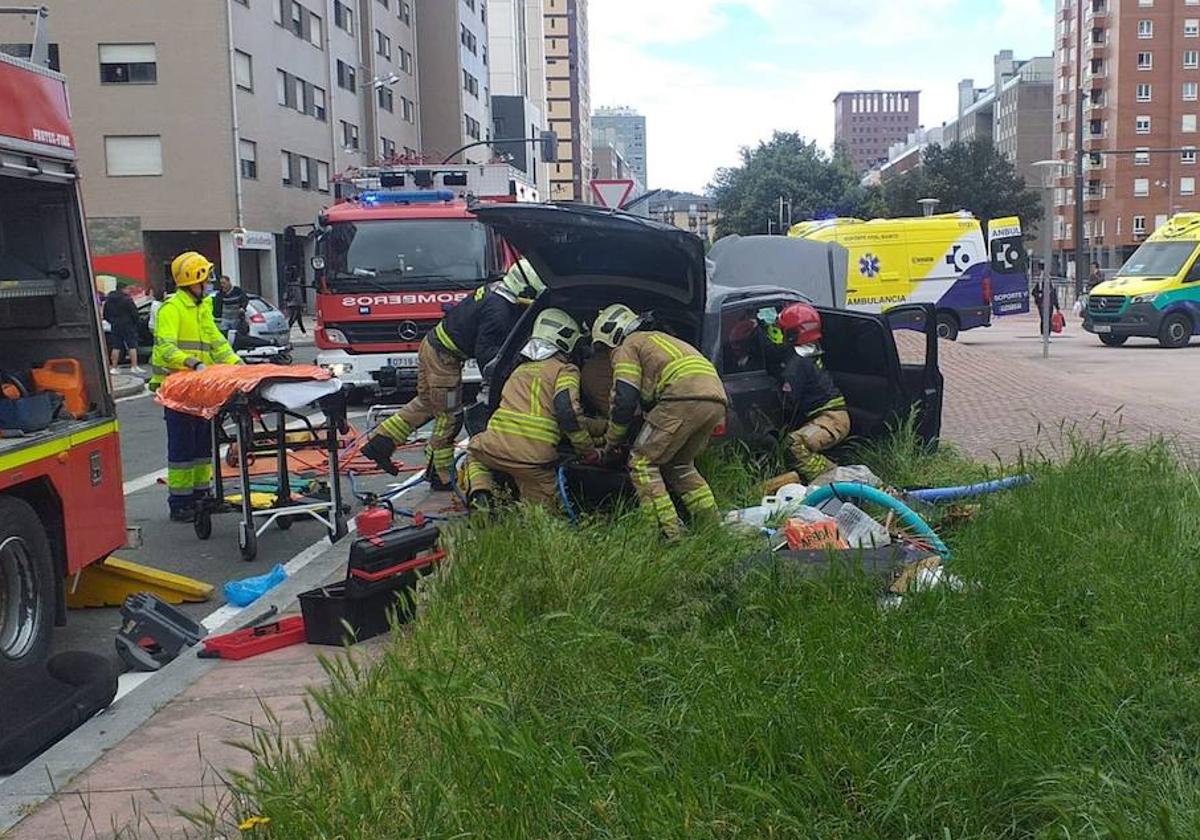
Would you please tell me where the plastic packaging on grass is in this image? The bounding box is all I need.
[833,502,892,549]
[223,563,287,607]
[810,464,882,488]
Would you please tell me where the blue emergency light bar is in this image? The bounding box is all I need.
[357,189,455,205]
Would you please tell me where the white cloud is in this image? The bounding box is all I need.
[589,1,1055,193]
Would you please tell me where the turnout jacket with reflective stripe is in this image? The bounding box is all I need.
[474,356,593,465]
[606,331,727,448]
[431,283,521,376]
[149,291,240,390]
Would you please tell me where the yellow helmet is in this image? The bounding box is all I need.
[591,303,643,348]
[172,252,214,288]
[500,258,546,301]
[525,308,583,357]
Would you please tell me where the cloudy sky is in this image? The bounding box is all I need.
[589,0,1055,193]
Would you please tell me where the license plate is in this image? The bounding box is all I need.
[388,355,419,368]
[1094,325,1112,333]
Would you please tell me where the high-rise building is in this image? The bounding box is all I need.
[2,0,420,302]
[592,106,648,188]
[544,0,590,201]
[415,0,491,164]
[647,191,719,244]
[834,90,920,172]
[1053,0,1200,268]
[488,0,549,188]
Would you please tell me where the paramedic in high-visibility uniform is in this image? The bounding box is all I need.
[463,308,598,509]
[149,252,241,521]
[361,258,545,487]
[594,304,728,539]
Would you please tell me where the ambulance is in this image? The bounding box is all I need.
[788,213,1031,339]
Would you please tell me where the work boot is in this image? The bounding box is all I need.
[762,471,801,496]
[360,435,399,475]
[169,506,195,523]
[424,461,455,492]
[467,489,495,512]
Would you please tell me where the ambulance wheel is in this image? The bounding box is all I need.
[238,522,258,562]
[0,497,55,678]
[936,312,960,341]
[1158,313,1193,349]
[194,509,213,540]
[1098,333,1128,347]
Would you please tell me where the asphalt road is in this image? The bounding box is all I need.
[50,343,440,667]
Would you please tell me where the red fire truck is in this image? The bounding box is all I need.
[0,9,127,677]
[312,164,533,397]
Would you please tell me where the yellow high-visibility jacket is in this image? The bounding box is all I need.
[149,292,240,390]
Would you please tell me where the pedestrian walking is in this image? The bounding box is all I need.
[212,274,249,335]
[1032,270,1062,336]
[284,281,306,334]
[103,286,143,373]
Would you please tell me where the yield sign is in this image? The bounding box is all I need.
[590,179,635,209]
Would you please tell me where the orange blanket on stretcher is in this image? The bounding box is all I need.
[154,364,333,419]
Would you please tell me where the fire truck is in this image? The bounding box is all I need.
[0,9,127,677]
[311,164,535,397]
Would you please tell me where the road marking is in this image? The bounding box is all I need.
[116,390,153,404]
[123,468,166,495]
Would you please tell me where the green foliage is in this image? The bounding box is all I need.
[709,132,878,237]
[876,139,1044,230]
[222,440,1200,839]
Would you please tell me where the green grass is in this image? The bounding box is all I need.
[215,437,1200,839]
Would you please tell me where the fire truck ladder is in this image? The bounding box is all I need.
[0,6,52,69]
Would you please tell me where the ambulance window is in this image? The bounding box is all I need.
[1186,257,1200,283]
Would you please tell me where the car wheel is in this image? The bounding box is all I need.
[1098,333,1128,347]
[0,497,55,678]
[936,312,959,341]
[1158,312,1193,348]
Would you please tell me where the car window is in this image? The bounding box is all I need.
[246,298,269,314]
[720,304,791,376]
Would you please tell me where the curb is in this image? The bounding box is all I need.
[111,375,146,399]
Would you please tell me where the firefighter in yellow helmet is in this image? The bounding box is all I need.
[362,258,545,488]
[594,304,728,539]
[150,252,241,521]
[463,308,599,509]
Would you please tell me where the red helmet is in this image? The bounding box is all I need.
[778,303,822,346]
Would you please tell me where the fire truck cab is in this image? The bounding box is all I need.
[0,10,127,677]
[312,165,531,398]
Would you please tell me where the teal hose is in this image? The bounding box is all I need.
[802,482,952,559]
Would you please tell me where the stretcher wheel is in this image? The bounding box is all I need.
[275,515,293,531]
[194,509,213,541]
[238,522,258,562]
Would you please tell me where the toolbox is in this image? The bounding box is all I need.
[115,593,208,671]
[299,581,405,646]
[346,522,441,597]
[200,615,307,660]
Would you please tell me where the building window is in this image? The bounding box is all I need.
[1136,115,1151,133]
[377,85,394,112]
[104,135,162,176]
[341,120,359,150]
[1187,19,1200,37]
[465,113,481,140]
[234,50,253,90]
[290,1,304,37]
[239,139,257,179]
[308,12,322,47]
[375,29,391,60]
[1136,82,1152,101]
[337,59,356,92]
[1187,50,1200,69]
[1134,215,1147,234]
[463,69,479,98]
[312,85,326,120]
[98,43,157,84]
[401,96,415,122]
[1134,177,1150,197]
[377,0,389,7]
[334,1,354,34]
[1137,19,1153,38]
[1183,146,1197,164]
[460,24,477,54]
[317,160,330,193]
[282,150,293,186]
[276,69,289,106]
[398,47,412,73]
[1135,146,1150,164]
[1137,51,1153,69]
[381,136,396,159]
[1182,177,1197,196]
[1186,114,1199,133]
[399,0,411,24]
[1186,82,1199,101]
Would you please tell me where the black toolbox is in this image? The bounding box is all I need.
[300,523,444,646]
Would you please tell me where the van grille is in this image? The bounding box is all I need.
[1088,295,1126,317]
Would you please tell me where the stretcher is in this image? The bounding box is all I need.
[158,366,349,561]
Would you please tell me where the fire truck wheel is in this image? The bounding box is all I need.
[0,497,55,677]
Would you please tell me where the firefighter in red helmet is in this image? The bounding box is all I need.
[764,302,850,492]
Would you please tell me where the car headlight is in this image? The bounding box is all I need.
[1131,293,1159,304]
[323,362,353,377]
[324,328,349,345]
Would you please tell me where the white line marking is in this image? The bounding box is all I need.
[116,390,153,404]
[123,468,166,495]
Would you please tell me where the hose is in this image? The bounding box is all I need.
[557,465,579,525]
[905,475,1033,504]
[802,482,952,559]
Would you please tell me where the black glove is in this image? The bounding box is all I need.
[360,435,399,476]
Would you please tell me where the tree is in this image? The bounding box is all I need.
[879,140,1043,230]
[709,132,876,237]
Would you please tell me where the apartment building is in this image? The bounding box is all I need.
[648,191,719,244]
[593,105,648,189]
[544,0,590,201]
[488,0,550,188]
[2,0,419,301]
[833,90,920,173]
[1054,0,1200,268]
[415,0,490,164]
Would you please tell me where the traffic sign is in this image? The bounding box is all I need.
[590,179,635,209]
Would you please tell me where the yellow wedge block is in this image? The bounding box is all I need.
[66,557,214,608]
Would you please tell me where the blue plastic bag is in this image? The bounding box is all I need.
[223,563,287,607]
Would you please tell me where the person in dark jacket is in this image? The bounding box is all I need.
[361,258,545,487]
[763,302,850,493]
[211,274,250,334]
[103,286,143,373]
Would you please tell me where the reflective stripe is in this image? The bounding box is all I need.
[658,357,718,394]
[649,334,684,361]
[489,407,561,444]
[606,421,629,446]
[555,374,580,391]
[809,397,848,417]
[613,362,642,382]
[529,376,542,418]
[434,322,462,356]
[176,339,210,351]
[629,455,653,487]
[379,414,413,442]
[680,485,717,512]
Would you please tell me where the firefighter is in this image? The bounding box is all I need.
[594,304,728,539]
[149,252,242,521]
[361,258,545,487]
[764,302,850,492]
[463,308,596,509]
